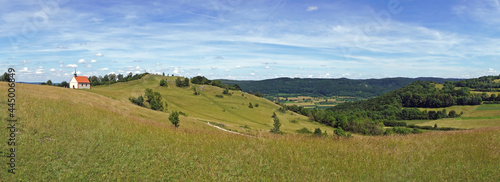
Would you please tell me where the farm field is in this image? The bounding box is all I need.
[0,76,499,181]
[409,104,500,129]
[277,96,361,109]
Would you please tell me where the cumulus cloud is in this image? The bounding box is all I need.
[90,59,97,63]
[85,65,92,68]
[22,60,30,64]
[488,68,497,73]
[99,68,109,71]
[50,68,55,71]
[77,59,87,64]
[306,6,318,11]
[211,66,217,70]
[94,53,103,57]
[19,67,29,72]
[65,64,78,68]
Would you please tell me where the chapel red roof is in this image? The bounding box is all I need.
[74,76,90,83]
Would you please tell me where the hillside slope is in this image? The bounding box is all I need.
[0,82,498,181]
[86,74,333,134]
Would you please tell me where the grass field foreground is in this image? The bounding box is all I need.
[0,82,498,181]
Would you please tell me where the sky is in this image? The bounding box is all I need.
[1,0,500,82]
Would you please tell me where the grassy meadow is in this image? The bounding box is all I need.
[0,78,499,181]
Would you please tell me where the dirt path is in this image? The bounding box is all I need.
[191,117,256,138]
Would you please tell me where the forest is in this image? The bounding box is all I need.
[221,77,461,99]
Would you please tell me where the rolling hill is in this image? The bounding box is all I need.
[0,75,498,181]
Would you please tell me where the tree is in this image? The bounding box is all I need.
[248,102,254,108]
[334,127,345,138]
[270,116,282,134]
[2,72,10,82]
[46,80,52,85]
[162,72,165,76]
[149,92,164,111]
[184,78,190,87]
[117,74,124,82]
[233,84,242,91]
[314,128,322,136]
[169,111,180,127]
[145,88,154,102]
[60,81,69,87]
[223,88,230,95]
[160,79,167,86]
[193,87,199,95]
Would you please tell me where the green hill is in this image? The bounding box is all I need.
[0,76,498,181]
[85,74,332,134]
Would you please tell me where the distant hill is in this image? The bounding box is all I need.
[221,77,462,98]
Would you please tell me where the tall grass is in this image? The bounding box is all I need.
[0,83,498,181]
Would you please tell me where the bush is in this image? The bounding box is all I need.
[215,95,224,98]
[334,127,345,138]
[159,79,167,87]
[248,103,254,108]
[290,119,298,123]
[270,117,282,134]
[296,127,312,134]
[129,95,145,107]
[169,111,180,127]
[255,103,259,107]
[313,128,322,136]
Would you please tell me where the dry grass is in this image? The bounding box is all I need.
[1,82,498,181]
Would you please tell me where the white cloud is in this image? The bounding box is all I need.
[77,59,87,64]
[94,53,103,57]
[90,59,97,63]
[488,68,497,73]
[211,66,217,70]
[35,67,44,74]
[22,60,30,64]
[99,68,109,71]
[265,66,270,69]
[50,68,55,71]
[65,64,78,68]
[306,6,318,11]
[85,64,92,68]
[19,67,29,72]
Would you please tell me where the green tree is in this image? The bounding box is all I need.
[2,72,10,82]
[169,111,180,127]
[60,81,69,87]
[160,79,166,86]
[334,127,345,138]
[248,102,254,108]
[270,116,282,134]
[145,88,154,102]
[46,80,52,85]
[314,128,322,136]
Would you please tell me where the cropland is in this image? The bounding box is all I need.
[0,75,498,181]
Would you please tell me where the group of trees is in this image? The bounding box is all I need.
[175,77,190,87]
[191,76,242,91]
[129,88,166,111]
[89,72,148,86]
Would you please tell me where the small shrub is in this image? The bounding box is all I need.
[169,111,180,127]
[290,119,298,123]
[178,111,187,116]
[270,117,282,134]
[296,127,312,134]
[255,103,259,107]
[215,95,224,98]
[248,103,254,108]
[313,128,322,136]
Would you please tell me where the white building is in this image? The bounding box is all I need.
[69,73,91,89]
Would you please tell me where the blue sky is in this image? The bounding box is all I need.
[1,0,500,82]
